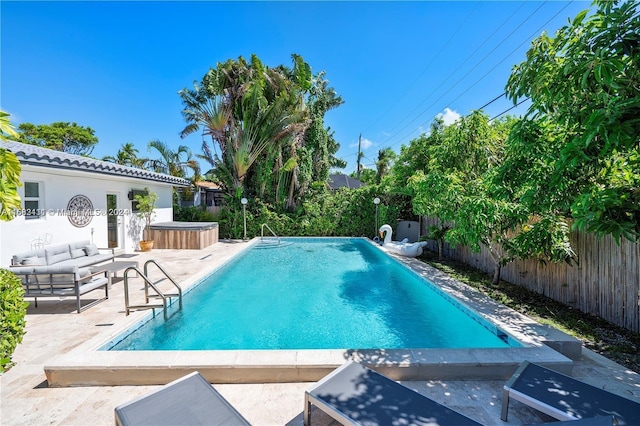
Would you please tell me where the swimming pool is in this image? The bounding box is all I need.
[107,238,517,351]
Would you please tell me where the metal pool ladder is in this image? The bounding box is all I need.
[123,260,183,320]
[261,223,280,245]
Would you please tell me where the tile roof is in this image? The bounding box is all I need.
[3,141,191,187]
[195,181,222,190]
[328,173,365,190]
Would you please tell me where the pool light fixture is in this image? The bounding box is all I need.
[241,197,248,240]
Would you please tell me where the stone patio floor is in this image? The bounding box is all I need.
[1,240,639,425]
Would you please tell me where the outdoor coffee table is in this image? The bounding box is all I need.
[94,261,139,289]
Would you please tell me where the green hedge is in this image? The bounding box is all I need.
[215,186,411,239]
[0,269,28,371]
[173,205,216,222]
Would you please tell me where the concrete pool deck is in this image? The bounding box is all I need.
[43,238,577,387]
[2,239,640,425]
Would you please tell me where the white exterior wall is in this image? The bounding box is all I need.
[0,165,175,267]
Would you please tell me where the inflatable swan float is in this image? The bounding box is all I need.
[378,224,428,257]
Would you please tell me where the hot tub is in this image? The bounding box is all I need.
[148,222,218,249]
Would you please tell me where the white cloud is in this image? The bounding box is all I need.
[349,137,374,150]
[361,138,374,150]
[436,107,461,126]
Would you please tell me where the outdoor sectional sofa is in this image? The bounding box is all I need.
[10,240,115,313]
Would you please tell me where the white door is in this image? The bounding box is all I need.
[106,193,123,249]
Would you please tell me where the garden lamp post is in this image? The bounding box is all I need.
[374,197,380,236]
[241,198,248,240]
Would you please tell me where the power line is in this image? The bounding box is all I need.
[383,1,573,149]
[477,92,505,111]
[372,2,546,150]
[372,1,539,145]
[359,3,482,135]
[339,1,577,168]
[490,97,530,121]
[342,91,505,162]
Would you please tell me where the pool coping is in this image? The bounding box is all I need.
[44,237,580,387]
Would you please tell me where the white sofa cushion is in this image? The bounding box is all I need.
[21,256,45,266]
[13,249,46,266]
[45,244,72,265]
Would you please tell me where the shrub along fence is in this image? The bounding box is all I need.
[422,216,640,333]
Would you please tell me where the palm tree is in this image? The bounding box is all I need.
[147,140,200,180]
[215,93,305,192]
[179,88,231,153]
[103,143,147,168]
[304,71,345,183]
[376,148,396,184]
[179,56,309,201]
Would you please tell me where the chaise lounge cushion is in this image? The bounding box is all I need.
[115,371,251,426]
[305,361,481,425]
[502,361,640,425]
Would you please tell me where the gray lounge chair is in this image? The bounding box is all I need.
[304,361,481,426]
[114,371,251,426]
[502,361,640,425]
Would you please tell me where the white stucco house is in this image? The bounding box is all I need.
[1,141,191,267]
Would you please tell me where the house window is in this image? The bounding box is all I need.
[205,191,215,207]
[129,189,148,212]
[24,181,43,220]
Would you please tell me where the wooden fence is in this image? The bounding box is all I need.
[422,217,640,333]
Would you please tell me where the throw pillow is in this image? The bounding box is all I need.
[71,248,86,259]
[84,244,100,256]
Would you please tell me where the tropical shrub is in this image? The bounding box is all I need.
[1,110,22,221]
[506,0,640,242]
[133,190,158,242]
[179,54,345,211]
[16,121,99,156]
[214,185,407,240]
[0,269,28,371]
[173,205,216,222]
[1,111,28,372]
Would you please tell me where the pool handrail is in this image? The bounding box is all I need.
[143,259,183,310]
[123,266,167,319]
[260,223,280,244]
[122,261,182,320]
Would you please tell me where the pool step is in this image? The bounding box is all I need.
[255,239,294,249]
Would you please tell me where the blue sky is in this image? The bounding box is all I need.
[2,1,590,174]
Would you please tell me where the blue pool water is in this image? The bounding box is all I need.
[108,238,516,350]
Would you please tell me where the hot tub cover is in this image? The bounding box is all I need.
[150,222,218,231]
